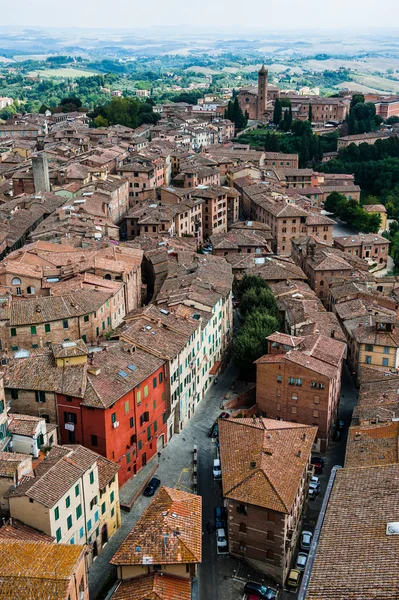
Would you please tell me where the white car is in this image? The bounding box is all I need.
[309,480,320,494]
[213,458,221,479]
[216,528,227,550]
[301,530,313,551]
[295,552,308,571]
[311,476,320,486]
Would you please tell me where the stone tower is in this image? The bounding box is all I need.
[256,64,268,120]
[32,154,50,193]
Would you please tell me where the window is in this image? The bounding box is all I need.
[110,491,115,504]
[36,390,45,403]
[154,420,158,433]
[111,507,115,517]
[89,471,94,484]
[130,417,134,428]
[295,378,302,386]
[291,406,297,414]
[267,530,275,541]
[239,522,247,533]
[153,399,157,410]
[87,519,92,531]
[66,496,70,509]
[75,484,80,497]
[65,412,76,424]
[11,389,18,400]
[266,549,274,560]
[66,395,72,403]
[383,358,389,367]
[144,385,149,398]
[162,413,167,424]
[147,426,151,441]
[10,328,16,337]
[76,504,82,519]
[159,372,163,384]
[237,504,247,516]
[124,401,129,413]
[101,502,106,515]
[288,377,295,385]
[365,344,373,352]
[111,412,117,424]
[126,452,131,464]
[63,320,69,329]
[365,356,372,365]
[313,410,319,418]
[31,326,37,335]
[91,434,98,447]
[136,390,141,405]
[153,377,157,389]
[94,510,99,523]
[54,506,60,521]
[384,347,390,354]
[56,528,62,542]
[11,278,21,285]
[79,527,84,539]
[239,542,247,552]
[277,375,282,383]
[138,439,142,451]
[67,515,73,530]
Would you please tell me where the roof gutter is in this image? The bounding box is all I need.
[298,464,342,600]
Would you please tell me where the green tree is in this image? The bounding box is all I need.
[308,103,313,122]
[94,115,109,127]
[273,98,282,126]
[324,192,347,214]
[233,97,247,130]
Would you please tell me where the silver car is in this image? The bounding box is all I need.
[301,530,313,551]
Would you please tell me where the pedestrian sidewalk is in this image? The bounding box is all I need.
[119,455,159,509]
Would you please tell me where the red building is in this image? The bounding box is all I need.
[57,342,167,486]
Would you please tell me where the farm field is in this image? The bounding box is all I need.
[28,67,100,78]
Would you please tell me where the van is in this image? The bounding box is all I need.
[287,568,301,592]
[213,458,221,479]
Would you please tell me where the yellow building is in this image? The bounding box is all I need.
[363,204,387,232]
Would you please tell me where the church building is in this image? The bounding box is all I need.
[237,65,280,120]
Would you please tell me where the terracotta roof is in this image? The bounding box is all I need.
[8,413,47,437]
[363,204,387,213]
[306,464,399,599]
[51,339,88,359]
[0,540,85,600]
[97,456,120,490]
[267,332,305,347]
[0,519,54,543]
[345,421,399,468]
[111,573,191,600]
[5,445,100,508]
[334,233,389,247]
[0,452,31,478]
[219,418,317,513]
[110,487,202,566]
[83,342,165,409]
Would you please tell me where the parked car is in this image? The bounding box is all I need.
[215,506,226,529]
[308,486,317,500]
[311,475,320,486]
[301,530,313,551]
[309,480,320,494]
[213,458,222,479]
[216,528,227,551]
[243,582,277,599]
[311,456,324,474]
[208,422,218,438]
[287,569,301,592]
[337,419,346,431]
[296,552,308,571]
[218,412,230,419]
[143,477,161,497]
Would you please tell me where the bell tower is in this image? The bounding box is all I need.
[257,64,268,120]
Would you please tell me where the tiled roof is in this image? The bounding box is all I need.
[83,342,165,409]
[345,421,399,468]
[111,573,191,600]
[110,487,202,566]
[0,519,54,543]
[0,452,31,478]
[97,456,120,490]
[4,350,86,397]
[8,413,45,437]
[306,464,399,599]
[5,445,98,508]
[10,289,112,326]
[267,332,305,346]
[334,233,389,247]
[210,229,273,249]
[219,418,317,513]
[51,339,88,359]
[0,540,85,600]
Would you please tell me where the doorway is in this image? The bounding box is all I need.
[142,453,147,467]
[101,524,108,547]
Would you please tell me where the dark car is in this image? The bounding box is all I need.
[311,456,324,474]
[215,506,226,529]
[337,419,346,431]
[218,412,230,420]
[244,582,277,600]
[208,422,218,438]
[143,477,161,497]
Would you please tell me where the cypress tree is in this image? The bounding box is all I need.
[273,98,282,125]
[308,103,313,122]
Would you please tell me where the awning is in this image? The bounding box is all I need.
[209,361,221,376]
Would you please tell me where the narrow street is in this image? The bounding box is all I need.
[88,361,240,599]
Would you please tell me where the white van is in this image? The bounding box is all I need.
[213,458,221,479]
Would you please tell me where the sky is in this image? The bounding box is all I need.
[2,0,399,30]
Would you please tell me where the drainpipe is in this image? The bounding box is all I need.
[298,465,342,600]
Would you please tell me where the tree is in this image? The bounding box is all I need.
[94,115,109,127]
[350,94,365,109]
[324,192,347,214]
[386,116,399,125]
[273,98,282,126]
[233,97,247,130]
[308,103,313,122]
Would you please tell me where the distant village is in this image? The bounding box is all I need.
[0,66,397,600]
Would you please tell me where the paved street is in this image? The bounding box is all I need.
[89,360,358,600]
[88,361,240,599]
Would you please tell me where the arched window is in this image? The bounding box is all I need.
[11,278,21,285]
[104,274,112,280]
[282,227,286,233]
[239,522,247,533]
[320,280,324,287]
[27,286,35,295]
[324,235,327,240]
[292,227,296,233]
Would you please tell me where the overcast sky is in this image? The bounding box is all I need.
[3,0,399,29]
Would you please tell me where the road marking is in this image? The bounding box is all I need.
[176,467,193,491]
